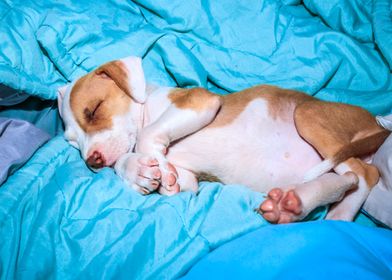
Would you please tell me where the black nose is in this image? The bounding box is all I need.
[87,151,105,168]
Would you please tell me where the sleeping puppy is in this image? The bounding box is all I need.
[57,56,390,224]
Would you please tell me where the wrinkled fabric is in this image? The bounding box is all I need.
[0,118,50,185]
[1,0,392,114]
[0,137,328,279]
[363,115,392,227]
[0,85,28,106]
[0,136,262,279]
[373,0,392,69]
[364,133,392,228]
[376,114,392,130]
[182,221,392,279]
[0,97,63,137]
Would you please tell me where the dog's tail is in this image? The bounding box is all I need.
[303,129,390,182]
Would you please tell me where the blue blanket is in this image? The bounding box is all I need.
[1,0,392,279]
[0,136,268,279]
[183,221,392,279]
[1,0,392,114]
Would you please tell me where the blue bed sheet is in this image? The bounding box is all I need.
[0,137,269,279]
[1,0,392,114]
[182,221,392,279]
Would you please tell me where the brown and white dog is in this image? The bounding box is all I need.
[57,56,390,224]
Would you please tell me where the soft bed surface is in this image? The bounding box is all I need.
[182,221,392,280]
[0,136,271,279]
[0,139,377,279]
[1,0,392,114]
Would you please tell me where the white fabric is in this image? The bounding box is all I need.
[376,114,392,131]
[363,120,392,227]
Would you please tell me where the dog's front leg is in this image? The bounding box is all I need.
[115,152,179,195]
[136,88,222,195]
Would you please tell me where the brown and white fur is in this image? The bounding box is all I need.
[57,56,390,224]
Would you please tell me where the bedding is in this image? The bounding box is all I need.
[182,221,392,279]
[1,0,392,279]
[1,0,392,114]
[0,135,329,279]
[364,131,392,228]
[0,136,271,278]
[0,85,28,107]
[0,118,49,185]
[0,96,63,137]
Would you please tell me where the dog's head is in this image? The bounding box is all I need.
[58,56,146,169]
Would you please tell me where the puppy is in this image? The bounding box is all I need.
[58,56,389,223]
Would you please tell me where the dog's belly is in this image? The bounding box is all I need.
[167,98,322,192]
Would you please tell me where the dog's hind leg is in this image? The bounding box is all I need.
[326,158,379,220]
[259,172,358,224]
[294,100,389,177]
[294,100,389,220]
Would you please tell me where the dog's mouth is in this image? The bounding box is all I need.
[81,130,137,172]
[86,142,135,172]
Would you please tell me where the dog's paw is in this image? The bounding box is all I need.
[115,153,162,195]
[258,188,303,224]
[151,155,180,195]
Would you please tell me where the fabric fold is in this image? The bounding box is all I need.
[0,118,50,185]
[373,0,392,70]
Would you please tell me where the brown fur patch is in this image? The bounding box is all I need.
[294,100,390,164]
[70,66,132,133]
[344,158,380,188]
[209,85,312,128]
[168,87,221,112]
[196,172,222,183]
[95,61,131,96]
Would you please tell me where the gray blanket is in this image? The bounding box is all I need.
[0,118,50,185]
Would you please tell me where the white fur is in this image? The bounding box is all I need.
[303,159,334,182]
[326,162,371,221]
[120,56,147,104]
[167,99,322,192]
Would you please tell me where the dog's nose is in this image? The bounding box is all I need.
[87,151,106,168]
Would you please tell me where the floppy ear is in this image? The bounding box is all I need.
[95,56,147,104]
[57,84,70,118]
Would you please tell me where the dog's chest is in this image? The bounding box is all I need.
[166,98,322,190]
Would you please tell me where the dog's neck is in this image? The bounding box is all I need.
[132,84,164,133]
[141,84,175,128]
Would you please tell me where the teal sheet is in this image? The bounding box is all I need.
[1,0,392,279]
[0,136,265,279]
[183,221,392,279]
[1,0,392,114]
[0,136,329,278]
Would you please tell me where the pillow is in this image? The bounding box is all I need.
[363,115,392,228]
[0,118,50,185]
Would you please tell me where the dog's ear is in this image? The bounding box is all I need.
[95,56,147,104]
[57,84,70,118]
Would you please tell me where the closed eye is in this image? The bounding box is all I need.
[92,100,103,116]
[84,100,103,121]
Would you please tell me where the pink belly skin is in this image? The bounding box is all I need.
[167,99,322,192]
